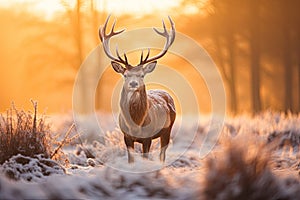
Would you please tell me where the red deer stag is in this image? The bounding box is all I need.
[99,16,176,163]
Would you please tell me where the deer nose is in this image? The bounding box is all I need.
[129,81,138,88]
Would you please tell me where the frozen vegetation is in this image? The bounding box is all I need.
[0,111,300,199]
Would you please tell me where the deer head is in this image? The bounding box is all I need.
[99,15,175,91]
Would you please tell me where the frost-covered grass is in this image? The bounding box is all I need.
[203,137,287,200]
[0,111,299,199]
[0,102,52,164]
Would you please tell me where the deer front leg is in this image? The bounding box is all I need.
[159,129,171,162]
[124,136,134,163]
[142,139,152,159]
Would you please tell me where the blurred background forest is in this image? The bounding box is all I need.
[0,0,299,115]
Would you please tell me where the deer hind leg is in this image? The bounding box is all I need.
[124,136,134,163]
[159,128,171,162]
[142,139,152,159]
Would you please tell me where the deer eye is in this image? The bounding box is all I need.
[124,74,127,78]
[141,75,144,78]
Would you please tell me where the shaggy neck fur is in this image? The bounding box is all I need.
[121,85,148,126]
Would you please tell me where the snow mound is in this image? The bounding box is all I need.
[0,166,200,199]
[1,154,65,181]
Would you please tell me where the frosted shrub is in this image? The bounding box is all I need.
[0,102,52,164]
[203,137,286,200]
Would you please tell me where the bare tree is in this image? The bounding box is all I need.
[59,0,90,113]
[249,0,262,113]
[205,0,239,114]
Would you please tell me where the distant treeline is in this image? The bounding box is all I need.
[0,0,299,114]
[180,0,300,114]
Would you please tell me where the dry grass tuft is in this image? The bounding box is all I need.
[0,101,53,164]
[0,101,77,166]
[0,101,78,166]
[202,136,285,200]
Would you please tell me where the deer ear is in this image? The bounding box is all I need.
[143,61,157,74]
[111,61,126,74]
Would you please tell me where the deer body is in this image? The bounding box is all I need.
[99,15,176,163]
[120,88,176,162]
[120,88,174,138]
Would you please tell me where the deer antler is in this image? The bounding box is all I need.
[139,16,175,65]
[99,15,130,67]
[100,15,176,67]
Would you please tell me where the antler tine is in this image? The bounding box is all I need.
[99,15,128,66]
[139,16,175,65]
[153,20,167,36]
[99,15,110,42]
[115,46,130,67]
[168,16,176,45]
[124,53,128,64]
[140,50,144,63]
[116,46,122,60]
[109,19,117,36]
[109,20,125,36]
[145,48,150,61]
[139,48,150,65]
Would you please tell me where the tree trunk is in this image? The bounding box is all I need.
[296,20,300,111]
[75,0,88,113]
[227,33,237,114]
[75,0,83,65]
[282,2,294,113]
[211,11,238,115]
[283,30,293,112]
[249,0,261,113]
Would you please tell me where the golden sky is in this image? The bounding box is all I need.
[0,0,185,19]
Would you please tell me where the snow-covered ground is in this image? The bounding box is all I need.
[0,112,300,199]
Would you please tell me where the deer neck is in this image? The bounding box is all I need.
[120,85,148,126]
